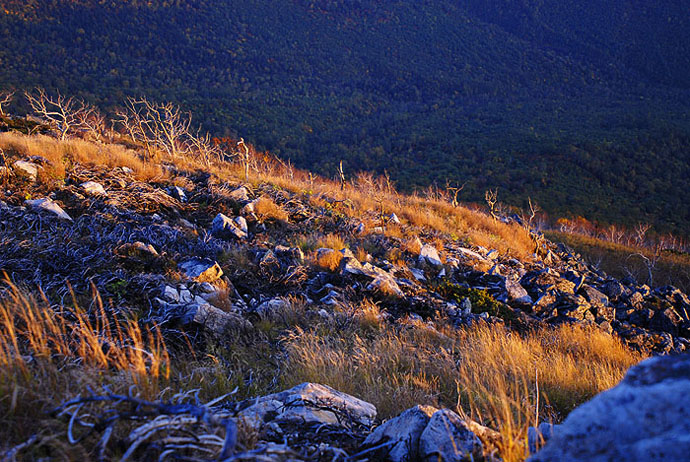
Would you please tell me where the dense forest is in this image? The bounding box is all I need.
[1,0,689,234]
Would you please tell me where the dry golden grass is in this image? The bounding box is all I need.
[546,230,690,292]
[315,249,344,271]
[0,281,169,392]
[317,233,347,250]
[0,132,166,182]
[254,196,289,221]
[281,321,644,461]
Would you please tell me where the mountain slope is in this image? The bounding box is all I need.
[1,0,689,233]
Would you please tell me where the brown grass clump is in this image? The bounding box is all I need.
[315,249,344,271]
[281,321,644,461]
[254,196,289,222]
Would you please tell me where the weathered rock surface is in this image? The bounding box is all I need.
[419,244,442,267]
[13,160,39,180]
[529,354,690,462]
[25,198,73,221]
[419,409,483,461]
[364,405,482,462]
[237,383,377,430]
[81,181,106,196]
[211,213,247,240]
[363,405,437,462]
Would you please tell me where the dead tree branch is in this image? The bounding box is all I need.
[24,88,94,141]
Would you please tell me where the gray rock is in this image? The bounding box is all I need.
[528,422,559,454]
[504,278,533,306]
[187,302,250,334]
[388,213,401,225]
[241,383,376,429]
[355,222,366,234]
[367,275,404,298]
[419,244,443,267]
[229,186,250,202]
[161,285,180,303]
[455,247,485,260]
[178,258,223,283]
[25,198,72,221]
[254,298,290,319]
[233,216,248,234]
[579,285,609,308]
[81,181,106,196]
[363,405,437,462]
[529,354,690,462]
[419,409,483,461]
[211,213,247,240]
[410,267,427,282]
[13,160,39,180]
[274,245,304,263]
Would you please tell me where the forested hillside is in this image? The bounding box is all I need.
[1,0,689,234]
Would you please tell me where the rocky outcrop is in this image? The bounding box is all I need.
[363,405,482,462]
[529,354,690,462]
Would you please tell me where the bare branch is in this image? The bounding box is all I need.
[24,88,94,141]
[485,188,499,220]
[0,90,15,116]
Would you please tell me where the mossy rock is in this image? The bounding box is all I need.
[436,281,514,321]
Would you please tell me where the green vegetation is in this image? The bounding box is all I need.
[437,281,514,320]
[0,1,689,234]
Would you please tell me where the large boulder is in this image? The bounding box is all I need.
[529,354,690,462]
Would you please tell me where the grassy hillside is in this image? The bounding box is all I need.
[0,130,647,461]
[1,1,689,234]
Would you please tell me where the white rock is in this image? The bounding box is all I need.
[388,213,401,225]
[367,275,404,298]
[190,303,250,334]
[13,161,39,180]
[170,186,187,202]
[229,186,249,202]
[179,288,194,304]
[254,298,290,318]
[25,198,72,221]
[456,247,485,260]
[81,181,106,196]
[270,383,376,427]
[161,285,180,303]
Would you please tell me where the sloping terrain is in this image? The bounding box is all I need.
[1,0,689,233]
[1,117,689,459]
